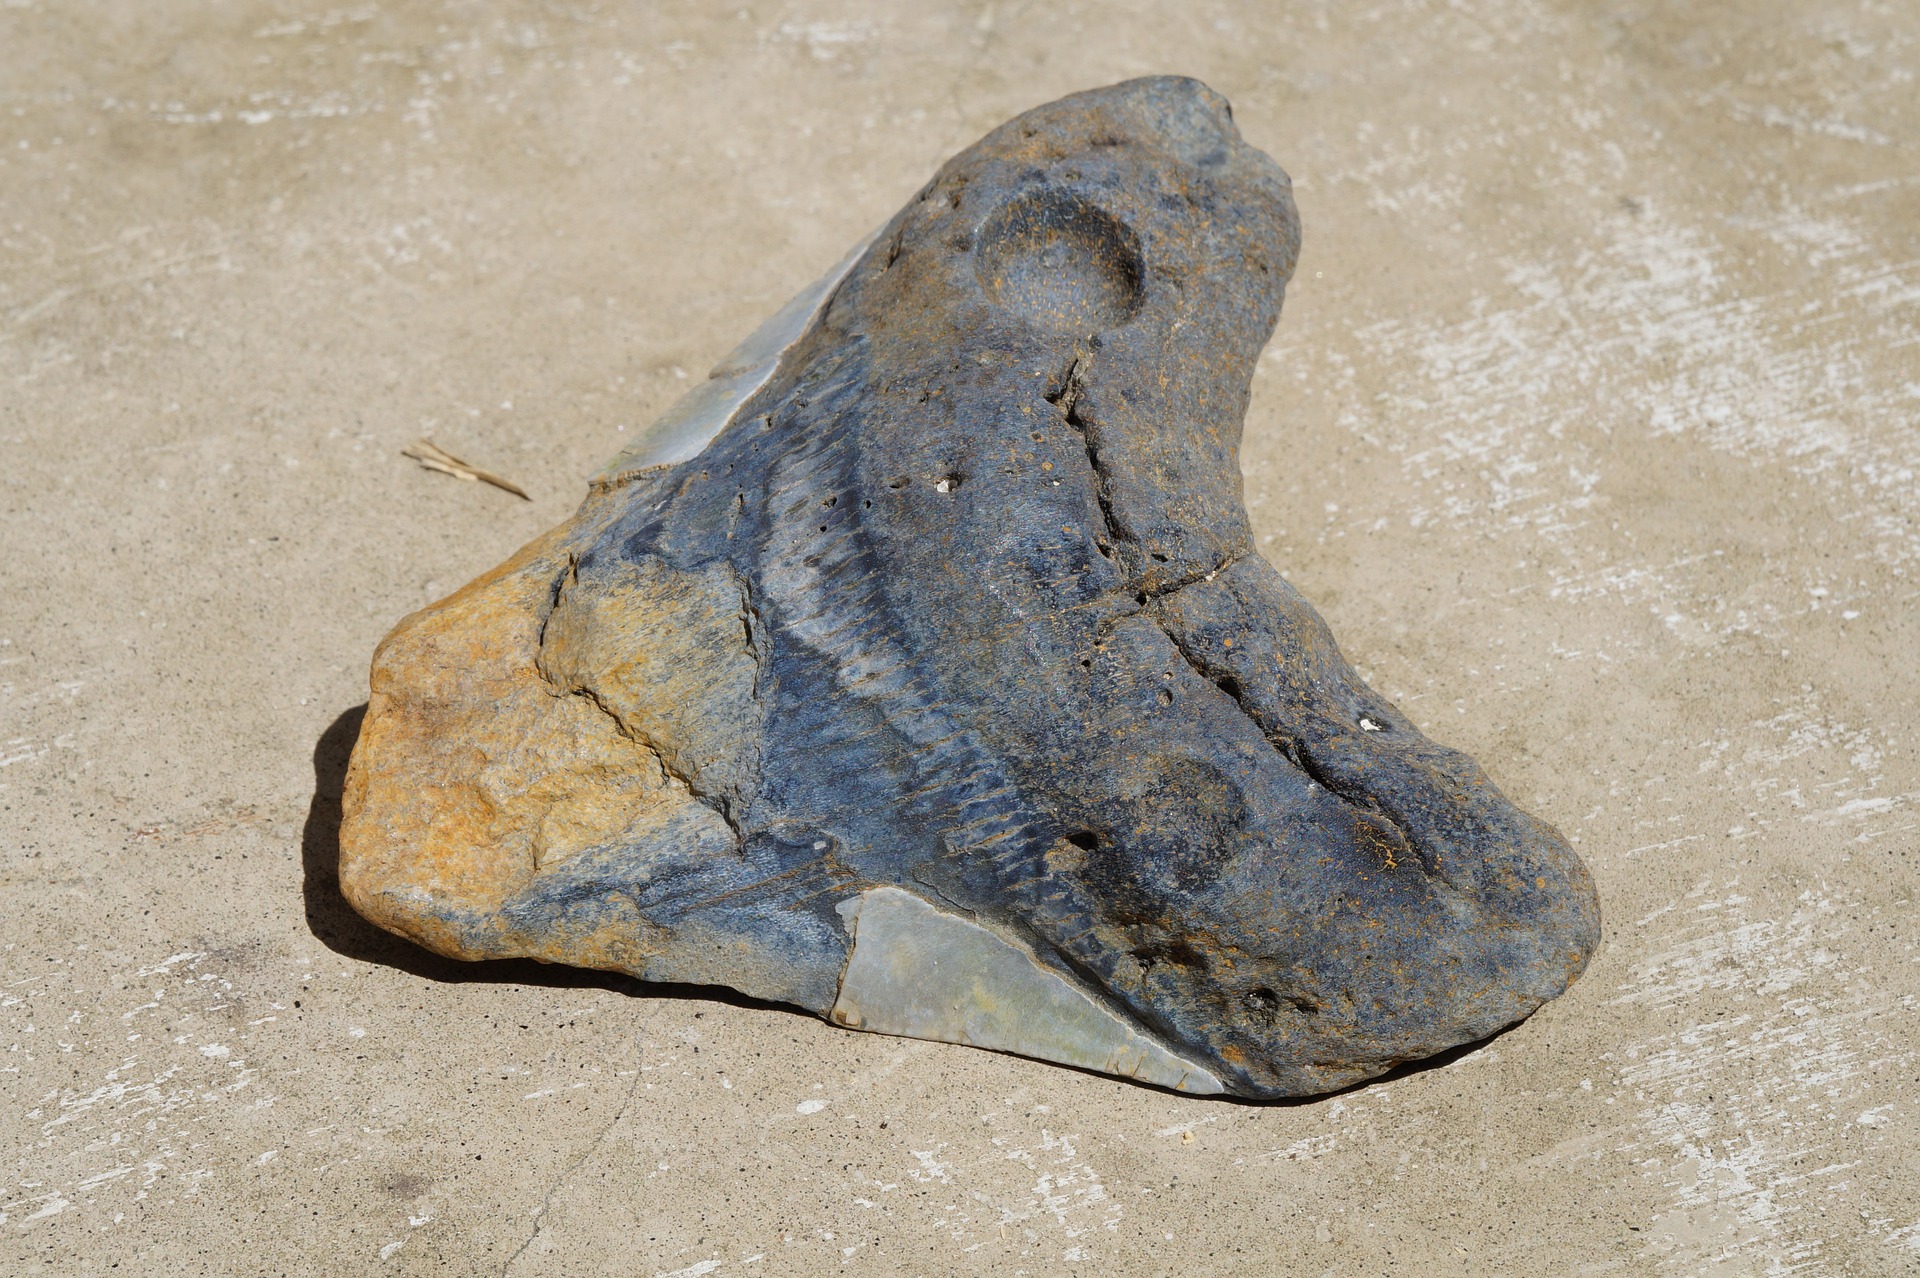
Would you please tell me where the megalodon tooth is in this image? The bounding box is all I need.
[340,76,1601,1100]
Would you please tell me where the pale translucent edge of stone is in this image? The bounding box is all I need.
[593,224,886,484]
[831,886,1226,1095]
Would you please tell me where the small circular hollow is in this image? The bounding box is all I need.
[974,189,1144,333]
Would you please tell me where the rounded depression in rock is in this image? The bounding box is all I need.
[975,188,1145,333]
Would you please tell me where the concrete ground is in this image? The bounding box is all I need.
[4,2,1916,1274]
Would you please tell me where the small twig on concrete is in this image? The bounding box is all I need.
[402,438,531,500]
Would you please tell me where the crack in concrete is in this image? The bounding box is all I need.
[499,1034,645,1278]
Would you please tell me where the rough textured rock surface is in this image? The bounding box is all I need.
[340,76,1601,1099]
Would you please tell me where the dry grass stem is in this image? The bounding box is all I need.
[401,438,532,500]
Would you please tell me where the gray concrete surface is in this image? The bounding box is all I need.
[3,2,1915,1274]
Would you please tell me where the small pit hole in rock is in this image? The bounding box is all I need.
[1131,938,1209,972]
[886,476,909,490]
[1065,830,1099,853]
[934,474,963,494]
[1243,987,1280,1019]
[1213,674,1244,702]
[1157,688,1173,706]
[821,495,837,508]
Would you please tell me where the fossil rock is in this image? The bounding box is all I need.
[340,77,1601,1099]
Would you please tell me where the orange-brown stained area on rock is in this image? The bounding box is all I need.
[341,523,746,971]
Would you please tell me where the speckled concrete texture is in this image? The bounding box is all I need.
[3,3,1916,1275]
